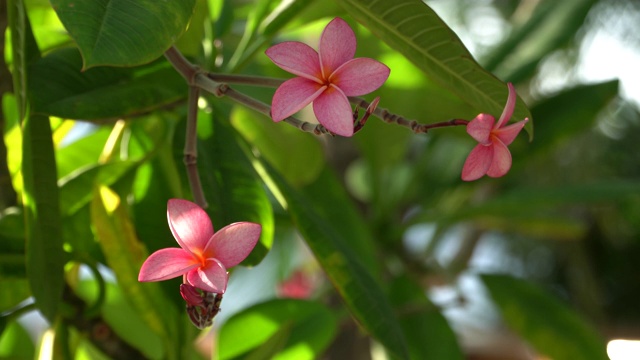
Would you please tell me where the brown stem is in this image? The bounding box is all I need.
[184,86,208,209]
[62,284,147,359]
[193,74,331,135]
[206,73,284,88]
[349,97,469,133]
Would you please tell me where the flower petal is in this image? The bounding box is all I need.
[467,114,495,145]
[265,42,322,82]
[186,258,228,294]
[167,199,214,255]
[138,248,200,282]
[495,82,517,129]
[487,138,512,178]
[204,222,262,268]
[271,77,325,121]
[461,143,493,181]
[313,85,354,137]
[319,17,356,77]
[330,58,390,96]
[494,118,528,146]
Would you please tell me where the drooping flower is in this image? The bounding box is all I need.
[461,83,529,181]
[266,17,390,137]
[138,199,261,294]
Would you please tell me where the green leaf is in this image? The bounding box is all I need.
[231,106,324,187]
[218,299,337,360]
[256,158,410,360]
[0,320,35,359]
[59,161,138,216]
[50,0,196,68]
[90,186,178,358]
[389,276,464,360]
[526,80,619,155]
[302,168,379,275]
[336,0,533,138]
[7,0,39,119]
[196,113,274,265]
[22,114,65,322]
[481,274,608,360]
[75,280,164,359]
[29,48,187,120]
[0,278,30,313]
[483,0,597,83]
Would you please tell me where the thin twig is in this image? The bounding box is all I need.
[185,86,207,208]
[349,97,469,133]
[193,74,331,135]
[207,73,284,88]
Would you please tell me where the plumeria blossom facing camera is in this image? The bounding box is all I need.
[266,17,390,137]
[461,83,529,181]
[138,199,261,294]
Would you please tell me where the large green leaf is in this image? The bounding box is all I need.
[29,48,187,120]
[50,0,196,68]
[256,159,409,359]
[22,114,65,322]
[526,80,619,155]
[218,299,337,360]
[482,0,597,83]
[389,276,464,360]
[231,106,324,187]
[481,274,608,360]
[195,113,274,265]
[336,0,533,137]
[91,186,179,359]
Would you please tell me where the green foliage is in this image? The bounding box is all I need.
[50,0,196,68]
[218,299,337,360]
[481,274,609,360]
[2,0,635,358]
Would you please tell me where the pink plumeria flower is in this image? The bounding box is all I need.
[266,17,390,137]
[461,83,529,181]
[138,199,261,294]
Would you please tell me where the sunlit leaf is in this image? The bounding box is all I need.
[50,0,196,68]
[336,0,533,138]
[481,274,608,360]
[91,186,178,358]
[218,299,337,360]
[0,320,34,359]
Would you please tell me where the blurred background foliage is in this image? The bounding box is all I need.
[1,0,640,359]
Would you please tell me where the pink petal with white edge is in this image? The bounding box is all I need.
[466,114,495,145]
[319,18,356,77]
[167,199,214,254]
[495,83,517,129]
[330,58,390,96]
[271,77,325,121]
[486,138,512,178]
[265,42,322,82]
[494,118,528,146]
[138,248,200,282]
[205,222,262,268]
[187,258,228,294]
[461,144,493,181]
[313,85,354,137]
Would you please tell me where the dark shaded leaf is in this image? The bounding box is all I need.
[481,274,608,360]
[29,48,187,121]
